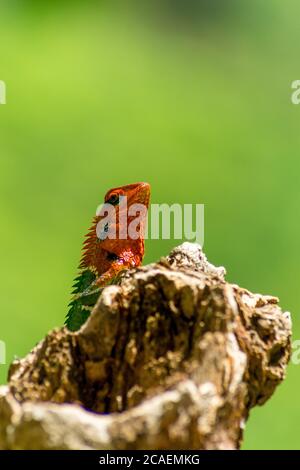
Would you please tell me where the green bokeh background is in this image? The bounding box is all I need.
[0,0,299,449]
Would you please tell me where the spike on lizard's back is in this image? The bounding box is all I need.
[65,182,151,331]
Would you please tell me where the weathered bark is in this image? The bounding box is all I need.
[0,243,291,450]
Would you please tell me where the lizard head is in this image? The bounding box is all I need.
[104,182,151,209]
[95,182,151,256]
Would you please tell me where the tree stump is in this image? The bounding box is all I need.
[0,243,291,450]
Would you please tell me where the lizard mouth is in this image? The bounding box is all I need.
[132,182,151,207]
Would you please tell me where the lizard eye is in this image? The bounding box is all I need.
[107,252,119,261]
[106,193,120,206]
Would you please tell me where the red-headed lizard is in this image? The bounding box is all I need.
[65,182,151,331]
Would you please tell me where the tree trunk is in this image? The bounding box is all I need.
[0,243,291,450]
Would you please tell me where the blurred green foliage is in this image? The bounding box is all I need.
[0,0,299,449]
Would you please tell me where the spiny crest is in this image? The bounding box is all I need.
[79,216,100,271]
[65,268,98,331]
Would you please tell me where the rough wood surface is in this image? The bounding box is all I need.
[0,243,291,450]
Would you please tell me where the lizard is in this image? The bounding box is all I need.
[65,182,151,331]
